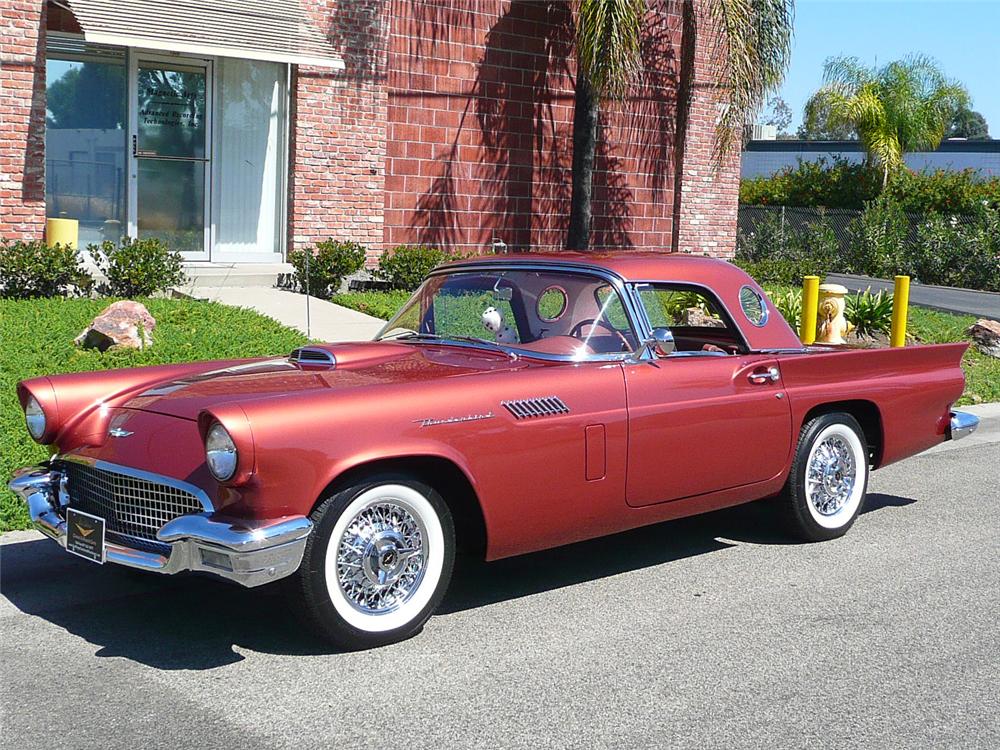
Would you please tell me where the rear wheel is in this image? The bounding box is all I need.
[293,473,455,649]
[779,413,869,542]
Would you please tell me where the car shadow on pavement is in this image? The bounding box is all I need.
[1,493,915,668]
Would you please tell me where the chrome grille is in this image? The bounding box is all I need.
[502,397,570,420]
[60,461,204,542]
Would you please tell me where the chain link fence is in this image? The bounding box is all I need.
[737,204,980,257]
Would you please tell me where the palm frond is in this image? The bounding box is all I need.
[576,0,646,99]
[711,0,795,159]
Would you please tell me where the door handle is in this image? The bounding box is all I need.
[748,366,780,385]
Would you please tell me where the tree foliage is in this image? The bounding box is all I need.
[762,95,793,134]
[804,54,969,185]
[710,0,796,159]
[568,0,794,248]
[46,62,125,130]
[946,105,991,140]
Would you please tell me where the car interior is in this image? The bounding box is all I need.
[412,271,747,359]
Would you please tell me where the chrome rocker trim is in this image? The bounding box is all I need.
[8,466,312,588]
[947,410,979,441]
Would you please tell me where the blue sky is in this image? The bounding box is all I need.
[777,0,999,137]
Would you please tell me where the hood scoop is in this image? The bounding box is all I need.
[289,347,337,369]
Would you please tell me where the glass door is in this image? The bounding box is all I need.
[128,55,211,260]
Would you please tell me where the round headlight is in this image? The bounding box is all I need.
[25,395,46,441]
[205,423,238,481]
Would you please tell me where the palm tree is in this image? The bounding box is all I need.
[567,0,795,250]
[804,54,969,187]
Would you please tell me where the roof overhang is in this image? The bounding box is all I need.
[60,0,345,70]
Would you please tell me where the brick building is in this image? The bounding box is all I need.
[1,0,739,266]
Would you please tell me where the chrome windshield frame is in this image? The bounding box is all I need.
[375,260,650,364]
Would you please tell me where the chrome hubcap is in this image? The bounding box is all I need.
[807,435,857,515]
[336,502,426,615]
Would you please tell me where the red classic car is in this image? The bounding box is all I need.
[10,253,979,649]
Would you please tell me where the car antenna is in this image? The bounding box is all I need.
[304,247,311,339]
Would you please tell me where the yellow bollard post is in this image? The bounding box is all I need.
[800,275,820,345]
[890,275,910,347]
[45,217,79,250]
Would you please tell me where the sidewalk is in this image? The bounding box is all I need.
[827,274,1000,318]
[201,287,385,342]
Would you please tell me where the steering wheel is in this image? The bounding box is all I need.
[569,318,630,351]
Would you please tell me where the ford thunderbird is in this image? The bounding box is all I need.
[10,254,980,649]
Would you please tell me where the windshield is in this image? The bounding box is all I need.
[376,269,639,360]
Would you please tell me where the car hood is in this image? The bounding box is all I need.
[122,341,530,419]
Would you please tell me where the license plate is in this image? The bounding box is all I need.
[65,508,105,564]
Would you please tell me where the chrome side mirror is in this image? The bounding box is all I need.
[635,327,674,359]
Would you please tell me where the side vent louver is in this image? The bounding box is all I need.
[502,397,570,420]
[289,347,336,368]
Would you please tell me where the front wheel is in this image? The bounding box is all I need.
[293,474,455,650]
[779,412,870,542]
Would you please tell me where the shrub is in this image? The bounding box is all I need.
[376,245,448,291]
[288,239,367,298]
[89,237,185,297]
[764,288,802,330]
[0,239,92,299]
[842,195,909,278]
[908,211,1000,292]
[845,289,894,337]
[735,212,837,285]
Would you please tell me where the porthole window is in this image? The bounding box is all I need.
[739,286,768,327]
[537,285,568,322]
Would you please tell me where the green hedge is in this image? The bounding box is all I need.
[741,157,1000,214]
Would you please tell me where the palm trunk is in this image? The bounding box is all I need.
[567,72,599,250]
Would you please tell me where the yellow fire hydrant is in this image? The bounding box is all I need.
[816,283,853,345]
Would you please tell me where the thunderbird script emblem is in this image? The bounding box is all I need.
[108,427,133,438]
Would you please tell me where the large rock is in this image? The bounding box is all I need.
[967,318,1000,358]
[75,301,156,351]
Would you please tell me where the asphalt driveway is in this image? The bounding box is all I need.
[2,435,998,749]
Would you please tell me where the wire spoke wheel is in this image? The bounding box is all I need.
[336,501,427,615]
[781,413,869,541]
[805,435,857,516]
[298,478,454,645]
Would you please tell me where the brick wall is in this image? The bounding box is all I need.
[0,0,46,240]
[382,0,687,255]
[289,0,389,264]
[672,0,740,257]
[1,0,740,260]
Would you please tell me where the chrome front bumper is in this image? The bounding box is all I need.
[8,466,312,588]
[947,410,980,441]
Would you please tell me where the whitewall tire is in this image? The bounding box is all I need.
[780,413,870,542]
[293,473,455,649]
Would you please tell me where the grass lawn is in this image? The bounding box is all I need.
[333,289,998,407]
[330,290,411,321]
[907,307,1000,406]
[1,297,307,532]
